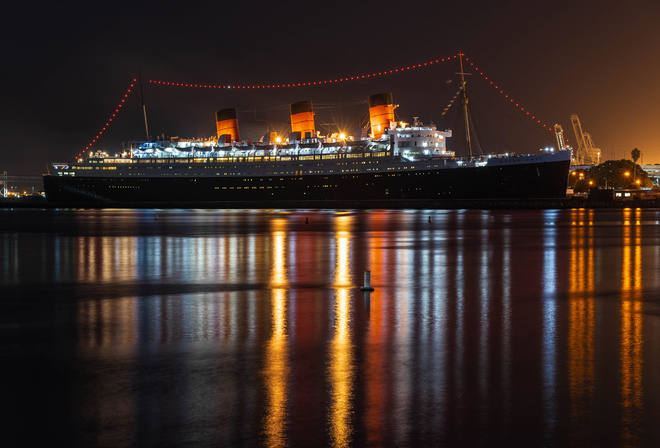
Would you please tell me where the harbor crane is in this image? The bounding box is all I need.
[554,124,569,153]
[569,114,601,165]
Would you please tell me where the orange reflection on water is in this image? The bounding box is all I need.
[270,220,288,287]
[329,288,353,448]
[263,287,289,448]
[620,209,644,447]
[567,209,595,441]
[263,220,290,448]
[363,212,389,446]
[328,221,355,448]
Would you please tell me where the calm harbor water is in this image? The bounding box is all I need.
[2,208,660,447]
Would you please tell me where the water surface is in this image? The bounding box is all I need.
[2,208,660,447]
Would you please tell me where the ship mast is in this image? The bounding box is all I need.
[139,71,150,139]
[457,51,473,158]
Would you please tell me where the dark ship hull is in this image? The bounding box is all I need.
[43,154,571,208]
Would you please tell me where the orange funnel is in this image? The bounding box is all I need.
[290,101,315,138]
[368,93,396,139]
[216,108,240,143]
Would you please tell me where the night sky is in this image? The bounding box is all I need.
[2,0,659,175]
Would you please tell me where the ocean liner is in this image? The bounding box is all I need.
[43,69,571,207]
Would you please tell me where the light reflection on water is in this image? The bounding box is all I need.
[263,220,289,448]
[328,218,355,448]
[567,208,596,445]
[620,209,644,448]
[2,208,660,447]
[542,219,557,443]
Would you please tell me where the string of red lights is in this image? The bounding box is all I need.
[147,55,459,90]
[464,57,553,132]
[84,55,555,153]
[81,79,136,156]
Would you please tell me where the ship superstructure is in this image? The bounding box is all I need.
[44,91,571,206]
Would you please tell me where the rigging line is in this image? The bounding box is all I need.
[444,106,463,154]
[469,90,554,142]
[466,108,483,155]
[239,99,368,115]
[240,104,290,113]
[313,100,369,109]
[465,95,487,152]
[355,111,370,131]
[326,114,346,132]
[469,100,505,154]
[475,106,506,153]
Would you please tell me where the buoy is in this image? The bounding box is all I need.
[305,217,308,224]
[360,270,375,291]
